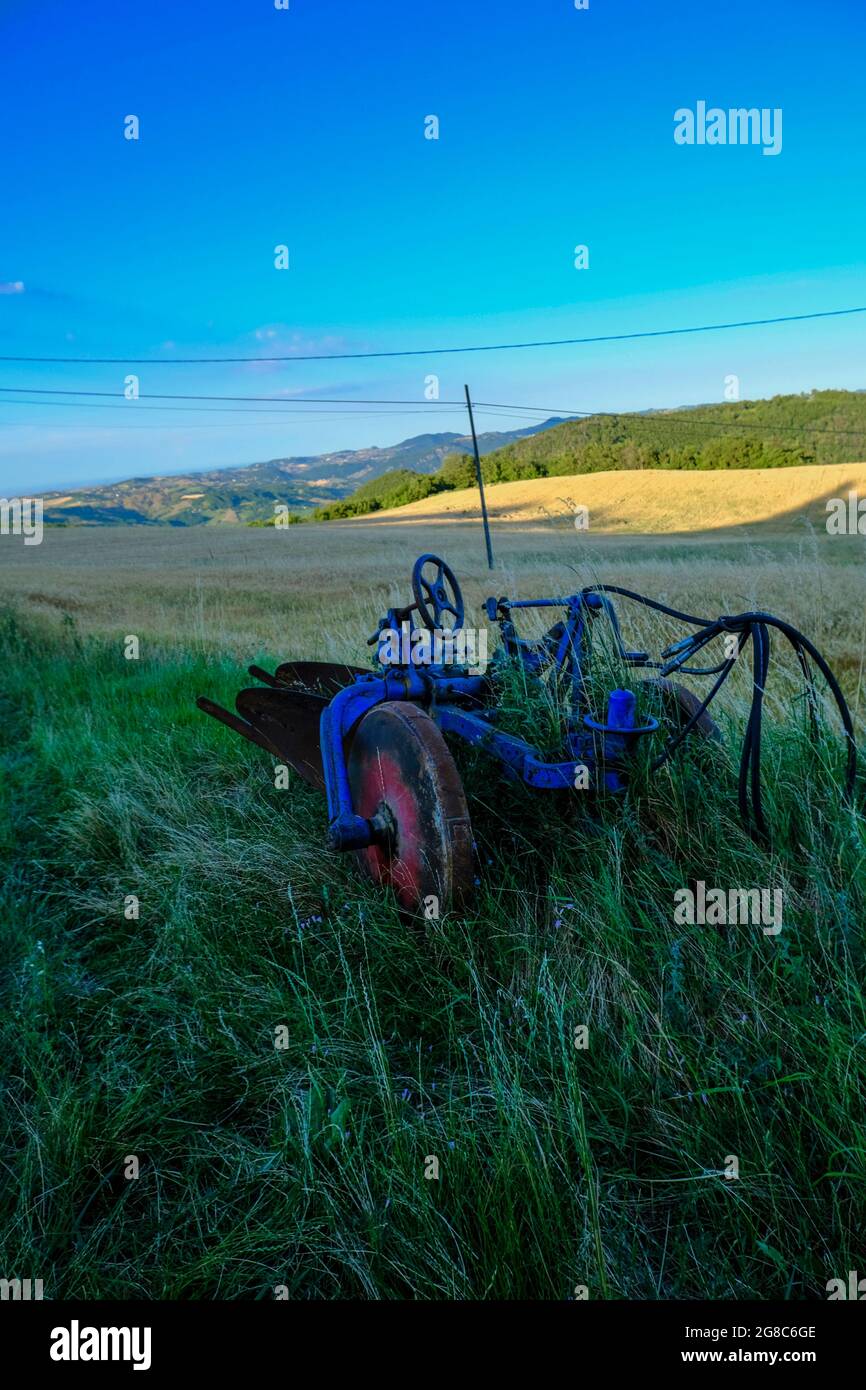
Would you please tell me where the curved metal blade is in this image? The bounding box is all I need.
[235,686,329,789]
[197,696,282,758]
[272,660,370,697]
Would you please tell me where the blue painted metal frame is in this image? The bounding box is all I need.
[323,587,658,851]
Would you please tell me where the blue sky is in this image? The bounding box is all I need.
[1,0,864,492]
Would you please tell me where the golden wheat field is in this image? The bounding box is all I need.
[371,461,866,529]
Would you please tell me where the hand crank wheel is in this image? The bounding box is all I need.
[411,553,465,632]
[347,701,474,915]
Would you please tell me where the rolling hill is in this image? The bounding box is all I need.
[357,460,866,534]
[313,389,866,521]
[35,419,567,526]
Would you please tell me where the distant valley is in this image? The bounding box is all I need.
[36,419,567,526]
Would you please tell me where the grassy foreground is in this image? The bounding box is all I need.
[2,576,865,1299]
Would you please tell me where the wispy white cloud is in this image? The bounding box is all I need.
[0,281,25,295]
[243,325,357,373]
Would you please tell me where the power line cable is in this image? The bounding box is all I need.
[2,305,864,364]
[0,396,532,428]
[0,386,471,407]
[1,386,864,436]
[0,396,470,417]
[475,400,866,437]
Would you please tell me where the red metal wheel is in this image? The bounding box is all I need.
[347,701,474,915]
[640,676,722,742]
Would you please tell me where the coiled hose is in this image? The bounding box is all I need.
[581,585,858,840]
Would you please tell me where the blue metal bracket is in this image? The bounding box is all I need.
[320,584,662,851]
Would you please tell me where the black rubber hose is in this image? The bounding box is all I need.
[579,587,858,829]
[651,656,737,771]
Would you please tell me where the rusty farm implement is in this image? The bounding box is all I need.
[197,553,857,916]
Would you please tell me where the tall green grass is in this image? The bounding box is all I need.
[1,607,864,1299]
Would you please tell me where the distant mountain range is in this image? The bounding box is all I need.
[36,418,568,526]
[39,390,863,527]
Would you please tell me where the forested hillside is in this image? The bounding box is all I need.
[313,390,866,520]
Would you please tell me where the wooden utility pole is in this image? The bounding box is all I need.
[464,383,494,570]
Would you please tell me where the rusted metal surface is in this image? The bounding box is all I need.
[272,661,370,697]
[234,687,329,788]
[641,677,723,742]
[195,696,282,758]
[347,700,474,914]
[197,552,857,914]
